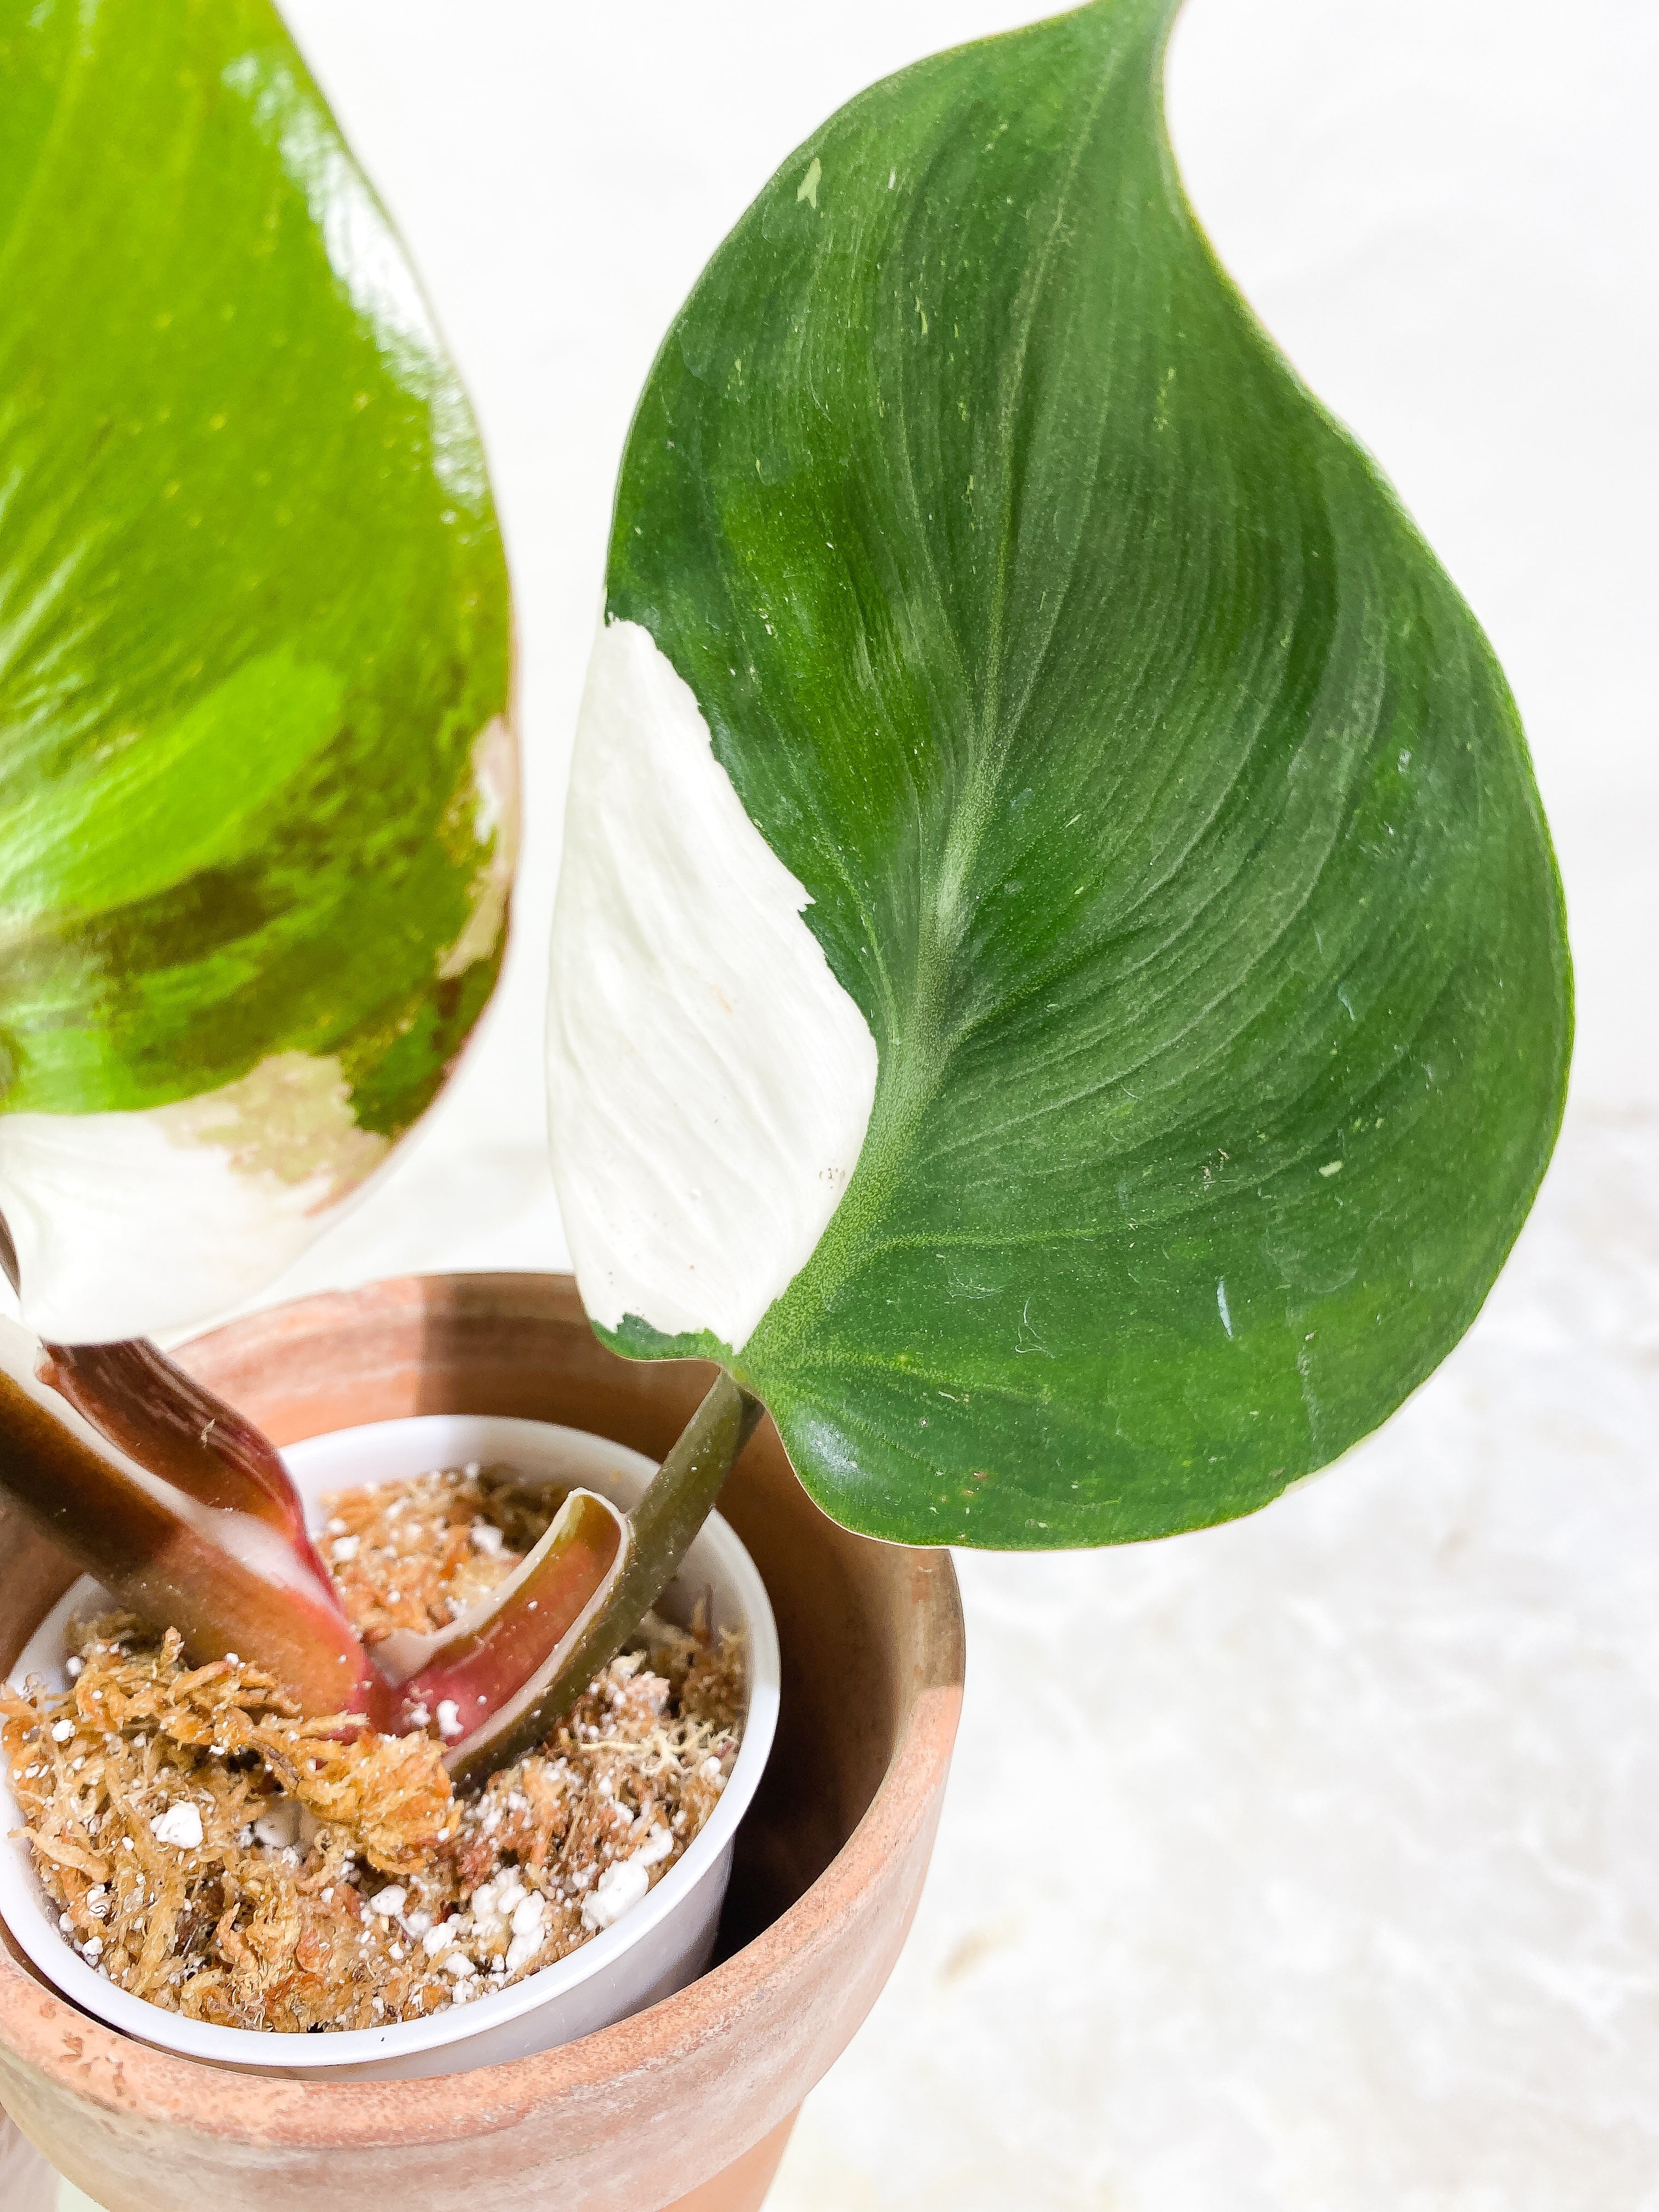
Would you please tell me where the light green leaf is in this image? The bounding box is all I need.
[0,650,342,925]
[0,0,514,1340]
[554,0,1570,1548]
[0,0,511,1127]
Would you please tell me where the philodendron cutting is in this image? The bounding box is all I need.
[1,0,1567,2038]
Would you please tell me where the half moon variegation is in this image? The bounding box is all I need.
[549,617,878,1352]
[0,0,514,1343]
[548,0,1569,1550]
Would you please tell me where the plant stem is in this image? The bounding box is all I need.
[445,1368,763,1790]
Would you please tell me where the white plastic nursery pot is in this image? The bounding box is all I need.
[0,1274,966,2212]
[0,1412,782,2083]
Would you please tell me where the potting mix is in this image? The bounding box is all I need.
[2,1465,746,2032]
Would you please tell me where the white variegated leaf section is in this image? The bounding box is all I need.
[548,618,878,1351]
[0,1052,388,1343]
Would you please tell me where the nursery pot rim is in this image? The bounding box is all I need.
[0,1411,782,2075]
[0,1271,966,2160]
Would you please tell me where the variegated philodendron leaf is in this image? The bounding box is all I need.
[548,0,1570,1549]
[0,0,514,1342]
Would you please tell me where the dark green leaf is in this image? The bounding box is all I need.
[567,0,1570,1548]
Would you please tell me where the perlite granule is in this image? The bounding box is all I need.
[2,1464,746,2033]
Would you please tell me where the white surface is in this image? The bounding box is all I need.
[0,2115,58,2210]
[548,619,878,1350]
[3,1415,779,2084]
[8,0,1652,2200]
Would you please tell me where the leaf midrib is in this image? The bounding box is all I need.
[750,51,1136,1374]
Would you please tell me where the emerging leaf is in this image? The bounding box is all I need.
[0,0,515,1345]
[41,1337,320,1547]
[0,1318,387,1720]
[549,0,1570,1546]
[390,1489,627,1774]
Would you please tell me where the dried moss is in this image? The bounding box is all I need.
[3,1468,746,2033]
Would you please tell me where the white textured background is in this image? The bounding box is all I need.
[37,1,1659,2205]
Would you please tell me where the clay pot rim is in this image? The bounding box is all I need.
[0,1280,966,2145]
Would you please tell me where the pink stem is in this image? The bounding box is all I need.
[392,1490,625,1749]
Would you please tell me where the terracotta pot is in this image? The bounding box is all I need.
[0,1273,966,2211]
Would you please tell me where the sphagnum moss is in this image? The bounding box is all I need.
[3,1466,744,2033]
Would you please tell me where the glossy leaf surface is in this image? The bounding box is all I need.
[0,0,513,1340]
[567,0,1570,1545]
